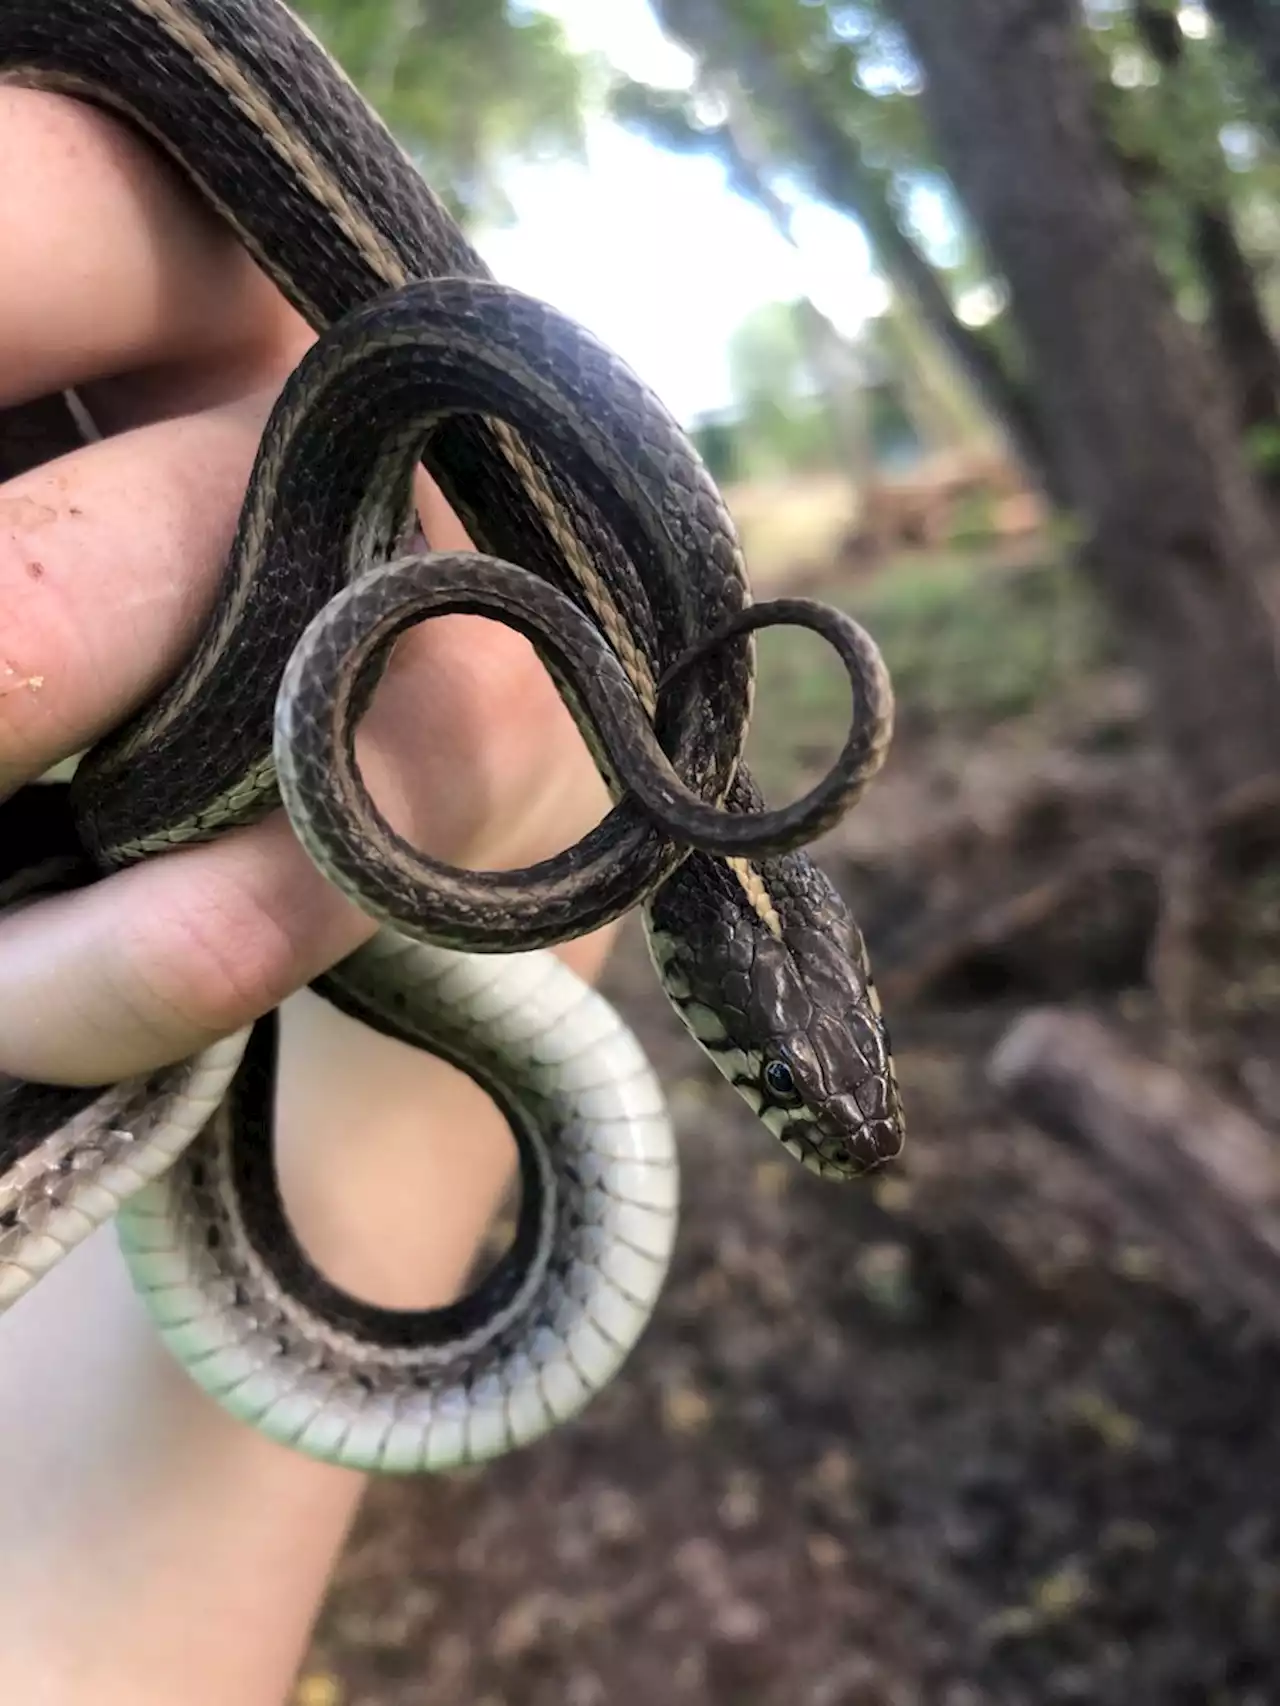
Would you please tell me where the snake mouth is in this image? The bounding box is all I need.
[774,1096,901,1181]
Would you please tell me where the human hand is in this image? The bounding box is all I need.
[0,82,630,1706]
[0,86,616,1092]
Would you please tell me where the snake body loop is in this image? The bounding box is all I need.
[0,0,905,1470]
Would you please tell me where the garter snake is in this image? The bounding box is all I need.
[0,0,904,1471]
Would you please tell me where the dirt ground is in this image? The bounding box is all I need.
[301,552,1280,1706]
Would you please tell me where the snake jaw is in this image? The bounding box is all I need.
[763,1086,904,1180]
[647,862,905,1182]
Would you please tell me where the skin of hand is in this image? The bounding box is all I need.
[0,88,619,1705]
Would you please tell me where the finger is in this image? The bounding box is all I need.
[0,388,275,798]
[0,813,368,1082]
[0,87,617,1086]
[0,88,305,420]
[0,615,611,1085]
[0,301,615,1084]
[0,387,572,817]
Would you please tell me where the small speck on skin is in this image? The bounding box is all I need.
[26,560,43,578]
[0,670,44,696]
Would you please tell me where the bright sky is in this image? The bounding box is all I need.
[477,0,885,426]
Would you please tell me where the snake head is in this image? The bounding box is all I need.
[649,863,905,1181]
[740,917,903,1179]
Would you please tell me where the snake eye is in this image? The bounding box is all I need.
[762,1058,802,1107]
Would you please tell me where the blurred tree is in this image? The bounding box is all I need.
[690,295,932,485]
[889,0,1280,820]
[611,73,993,472]
[868,291,994,455]
[615,0,1280,817]
[286,0,1280,816]
[1202,0,1280,144]
[614,0,1056,490]
[1092,1,1280,441]
[609,82,876,483]
[295,0,590,227]
[721,297,871,480]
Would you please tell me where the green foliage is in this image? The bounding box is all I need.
[726,299,812,410]
[624,0,1280,478]
[693,396,840,483]
[717,298,867,478]
[1079,2,1280,324]
[618,1,1049,471]
[867,294,994,451]
[746,548,1112,798]
[611,4,981,279]
[1244,417,1280,474]
[689,415,743,485]
[829,554,1106,728]
[295,0,590,226]
[855,554,1113,728]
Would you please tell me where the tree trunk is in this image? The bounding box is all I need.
[651,0,1059,497]
[1131,2,1280,439]
[890,0,1280,818]
[991,1009,1280,1334]
[1193,206,1280,437]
